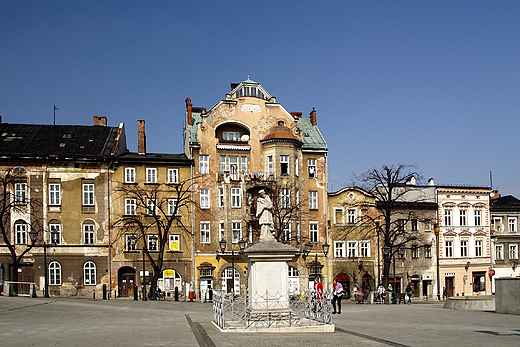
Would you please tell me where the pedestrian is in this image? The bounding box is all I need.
[405,283,414,304]
[155,286,162,301]
[314,278,323,298]
[332,278,344,314]
[377,283,386,303]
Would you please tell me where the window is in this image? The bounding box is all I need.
[509,244,518,259]
[334,241,345,258]
[232,221,241,243]
[168,169,178,184]
[229,156,239,177]
[241,156,247,173]
[474,210,482,226]
[347,241,357,258]
[494,217,502,232]
[126,235,137,251]
[334,208,344,224]
[200,188,210,209]
[125,198,136,215]
[146,168,157,183]
[49,261,61,285]
[219,221,225,241]
[282,222,291,243]
[309,222,318,243]
[444,210,452,226]
[169,234,180,251]
[223,131,239,141]
[459,210,467,226]
[360,241,370,257]
[219,188,224,208]
[445,240,453,258]
[295,157,299,177]
[496,244,504,260]
[147,199,157,216]
[268,156,273,175]
[49,184,61,205]
[84,261,96,285]
[83,224,95,244]
[199,155,209,175]
[288,266,299,277]
[460,240,468,257]
[49,223,61,244]
[475,240,482,257]
[309,191,318,210]
[220,156,227,173]
[125,168,135,183]
[347,209,356,224]
[411,245,419,258]
[411,219,418,231]
[398,246,406,259]
[168,199,179,216]
[231,187,241,208]
[200,222,210,244]
[148,234,158,250]
[509,218,517,233]
[15,222,27,245]
[82,184,95,206]
[281,189,290,208]
[280,155,289,175]
[14,183,27,205]
[308,159,316,178]
[425,245,432,258]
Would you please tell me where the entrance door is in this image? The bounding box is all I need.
[120,274,135,297]
[445,277,454,297]
[472,272,486,293]
[200,279,213,301]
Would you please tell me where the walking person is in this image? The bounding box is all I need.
[332,278,344,314]
[405,283,414,304]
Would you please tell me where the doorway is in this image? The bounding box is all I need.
[445,277,454,297]
[118,267,136,297]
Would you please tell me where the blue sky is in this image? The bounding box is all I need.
[1,1,519,196]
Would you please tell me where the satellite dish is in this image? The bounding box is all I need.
[241,134,250,141]
[490,192,495,198]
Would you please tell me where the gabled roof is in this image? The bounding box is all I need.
[0,122,125,159]
[491,195,520,211]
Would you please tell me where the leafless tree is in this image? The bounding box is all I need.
[0,168,42,291]
[113,177,195,299]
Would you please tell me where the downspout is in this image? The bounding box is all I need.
[325,152,329,291]
[190,146,195,296]
[107,164,112,299]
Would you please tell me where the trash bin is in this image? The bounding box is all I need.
[0,283,3,296]
[356,291,364,304]
[189,290,195,302]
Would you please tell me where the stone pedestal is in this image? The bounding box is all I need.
[241,240,299,310]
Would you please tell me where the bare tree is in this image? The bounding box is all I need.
[0,168,42,291]
[353,164,434,288]
[113,177,195,299]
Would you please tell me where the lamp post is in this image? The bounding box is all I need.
[434,223,441,300]
[219,238,247,296]
[302,241,330,284]
[29,229,59,298]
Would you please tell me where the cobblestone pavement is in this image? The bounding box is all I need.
[1,296,519,346]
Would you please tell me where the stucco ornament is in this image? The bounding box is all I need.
[256,190,276,242]
[241,104,262,113]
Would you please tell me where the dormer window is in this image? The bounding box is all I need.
[278,121,285,126]
[223,132,240,141]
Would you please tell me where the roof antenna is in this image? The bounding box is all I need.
[490,171,493,190]
[53,105,59,126]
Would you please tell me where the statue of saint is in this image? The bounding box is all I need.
[256,189,275,241]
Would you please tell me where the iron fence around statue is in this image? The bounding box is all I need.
[213,289,333,330]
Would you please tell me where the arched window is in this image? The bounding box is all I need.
[49,261,61,285]
[84,261,96,285]
[83,222,95,244]
[14,220,28,245]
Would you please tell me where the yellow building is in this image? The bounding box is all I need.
[184,77,328,297]
[328,187,379,298]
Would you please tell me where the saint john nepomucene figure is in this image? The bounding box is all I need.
[256,189,276,241]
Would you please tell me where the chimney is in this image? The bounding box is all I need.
[310,108,317,126]
[93,115,107,126]
[138,120,146,155]
[290,112,302,119]
[230,83,239,91]
[186,97,193,126]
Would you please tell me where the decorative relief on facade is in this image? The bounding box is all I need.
[241,104,262,113]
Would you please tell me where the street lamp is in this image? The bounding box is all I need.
[29,228,59,298]
[219,238,247,296]
[434,223,440,300]
[302,241,330,283]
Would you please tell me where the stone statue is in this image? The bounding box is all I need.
[256,189,275,241]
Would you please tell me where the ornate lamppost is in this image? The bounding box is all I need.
[219,238,247,296]
[302,241,330,284]
[29,228,59,298]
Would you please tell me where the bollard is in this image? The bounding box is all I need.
[103,284,107,300]
[114,290,117,299]
[133,285,138,301]
[174,287,179,302]
[92,289,95,300]
[209,288,213,302]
